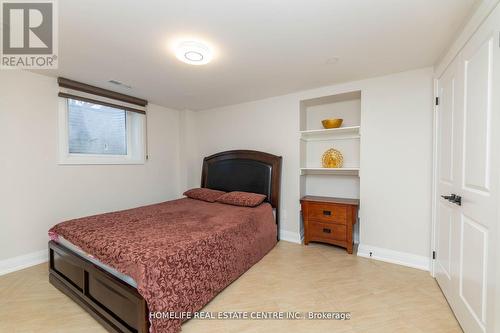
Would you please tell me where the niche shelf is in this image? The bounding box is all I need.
[300,126,360,141]
[300,167,359,176]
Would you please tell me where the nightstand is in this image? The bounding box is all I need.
[300,196,359,254]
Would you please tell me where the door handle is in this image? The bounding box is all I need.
[441,194,456,201]
[441,194,462,206]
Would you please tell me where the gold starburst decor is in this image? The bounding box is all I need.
[321,148,343,168]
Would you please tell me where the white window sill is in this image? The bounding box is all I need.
[58,155,145,165]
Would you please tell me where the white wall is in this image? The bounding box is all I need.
[359,68,433,266]
[185,67,434,264]
[0,67,434,272]
[0,71,182,264]
[189,94,302,242]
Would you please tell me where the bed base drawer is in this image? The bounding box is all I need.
[49,241,148,333]
[52,249,85,290]
[88,273,142,329]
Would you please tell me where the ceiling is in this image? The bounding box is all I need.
[42,0,479,110]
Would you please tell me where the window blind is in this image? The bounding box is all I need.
[67,99,127,155]
[57,77,147,114]
[58,77,149,159]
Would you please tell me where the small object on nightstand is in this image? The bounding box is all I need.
[300,196,359,254]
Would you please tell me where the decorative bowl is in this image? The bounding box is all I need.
[321,118,343,129]
[321,148,344,168]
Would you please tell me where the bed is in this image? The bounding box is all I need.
[48,150,282,333]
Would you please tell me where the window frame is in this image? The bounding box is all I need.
[58,97,146,165]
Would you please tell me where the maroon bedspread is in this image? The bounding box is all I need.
[49,198,277,333]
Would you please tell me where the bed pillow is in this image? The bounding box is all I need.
[216,191,267,207]
[183,188,226,203]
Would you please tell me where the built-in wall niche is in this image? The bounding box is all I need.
[299,90,362,244]
[300,91,361,131]
[299,90,361,176]
[305,138,360,168]
[303,175,360,199]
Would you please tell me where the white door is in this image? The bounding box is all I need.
[435,58,458,302]
[435,28,499,333]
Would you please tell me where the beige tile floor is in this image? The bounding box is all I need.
[0,241,462,333]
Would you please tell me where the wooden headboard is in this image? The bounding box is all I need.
[201,150,282,239]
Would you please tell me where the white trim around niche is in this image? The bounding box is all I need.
[279,230,303,244]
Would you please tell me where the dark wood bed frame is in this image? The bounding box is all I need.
[49,150,282,333]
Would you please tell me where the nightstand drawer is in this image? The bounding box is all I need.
[308,221,347,242]
[307,203,347,224]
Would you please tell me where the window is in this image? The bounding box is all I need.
[68,99,127,155]
[58,98,146,164]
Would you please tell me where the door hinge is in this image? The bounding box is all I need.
[432,251,436,260]
[435,97,439,106]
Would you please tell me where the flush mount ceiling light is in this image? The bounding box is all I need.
[175,40,213,65]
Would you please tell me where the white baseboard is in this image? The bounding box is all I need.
[357,244,430,271]
[279,230,303,244]
[0,242,430,275]
[0,250,48,276]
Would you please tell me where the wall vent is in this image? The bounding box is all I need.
[108,80,132,89]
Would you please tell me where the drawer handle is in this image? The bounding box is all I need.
[322,228,331,234]
[322,210,332,216]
